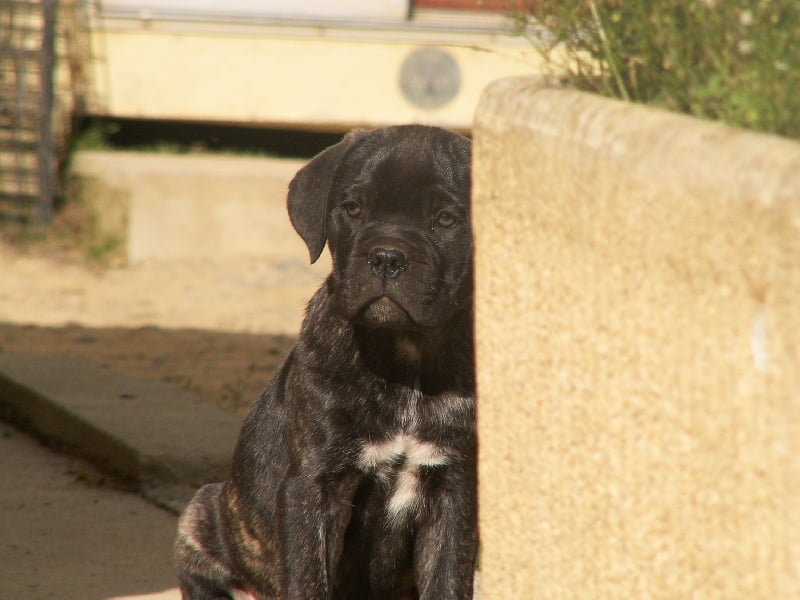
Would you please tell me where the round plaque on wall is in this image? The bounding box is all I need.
[399,47,461,109]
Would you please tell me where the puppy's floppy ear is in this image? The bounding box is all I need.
[287,130,365,264]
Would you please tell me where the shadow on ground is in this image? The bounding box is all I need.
[0,323,295,415]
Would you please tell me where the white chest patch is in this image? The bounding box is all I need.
[358,434,450,521]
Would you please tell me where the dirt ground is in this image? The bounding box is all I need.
[0,218,326,416]
[0,322,295,415]
[0,208,325,598]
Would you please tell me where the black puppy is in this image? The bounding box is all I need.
[174,125,476,600]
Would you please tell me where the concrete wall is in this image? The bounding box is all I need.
[70,151,328,267]
[472,77,800,598]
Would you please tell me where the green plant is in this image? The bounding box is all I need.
[513,0,800,138]
[73,120,119,151]
[86,235,122,264]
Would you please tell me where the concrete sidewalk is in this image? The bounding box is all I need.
[0,353,243,599]
[0,420,181,599]
[0,353,487,600]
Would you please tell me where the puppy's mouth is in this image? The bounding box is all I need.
[357,295,413,329]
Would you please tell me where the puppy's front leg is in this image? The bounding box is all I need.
[281,468,360,598]
[279,473,329,598]
[413,466,478,600]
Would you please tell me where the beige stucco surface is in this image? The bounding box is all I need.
[472,77,800,598]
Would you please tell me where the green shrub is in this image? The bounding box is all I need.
[513,0,800,138]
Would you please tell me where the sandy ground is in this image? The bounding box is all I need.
[0,234,326,599]
[0,238,329,414]
[0,249,328,334]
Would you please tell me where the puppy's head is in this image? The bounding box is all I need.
[288,125,472,332]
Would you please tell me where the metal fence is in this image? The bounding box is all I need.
[0,0,59,224]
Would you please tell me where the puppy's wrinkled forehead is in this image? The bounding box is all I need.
[336,131,470,209]
[287,125,471,264]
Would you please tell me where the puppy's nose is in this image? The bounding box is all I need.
[368,247,408,279]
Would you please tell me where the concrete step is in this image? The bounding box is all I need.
[69,151,309,264]
[0,352,243,513]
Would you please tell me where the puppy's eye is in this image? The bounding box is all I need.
[434,211,458,228]
[341,201,362,218]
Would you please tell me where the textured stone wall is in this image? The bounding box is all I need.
[472,77,800,598]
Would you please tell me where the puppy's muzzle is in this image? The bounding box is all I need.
[368,246,408,280]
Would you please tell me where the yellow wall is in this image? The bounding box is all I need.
[473,77,800,598]
[86,17,542,130]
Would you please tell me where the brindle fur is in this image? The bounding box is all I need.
[174,126,476,600]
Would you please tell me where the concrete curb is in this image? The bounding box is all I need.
[0,353,243,514]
